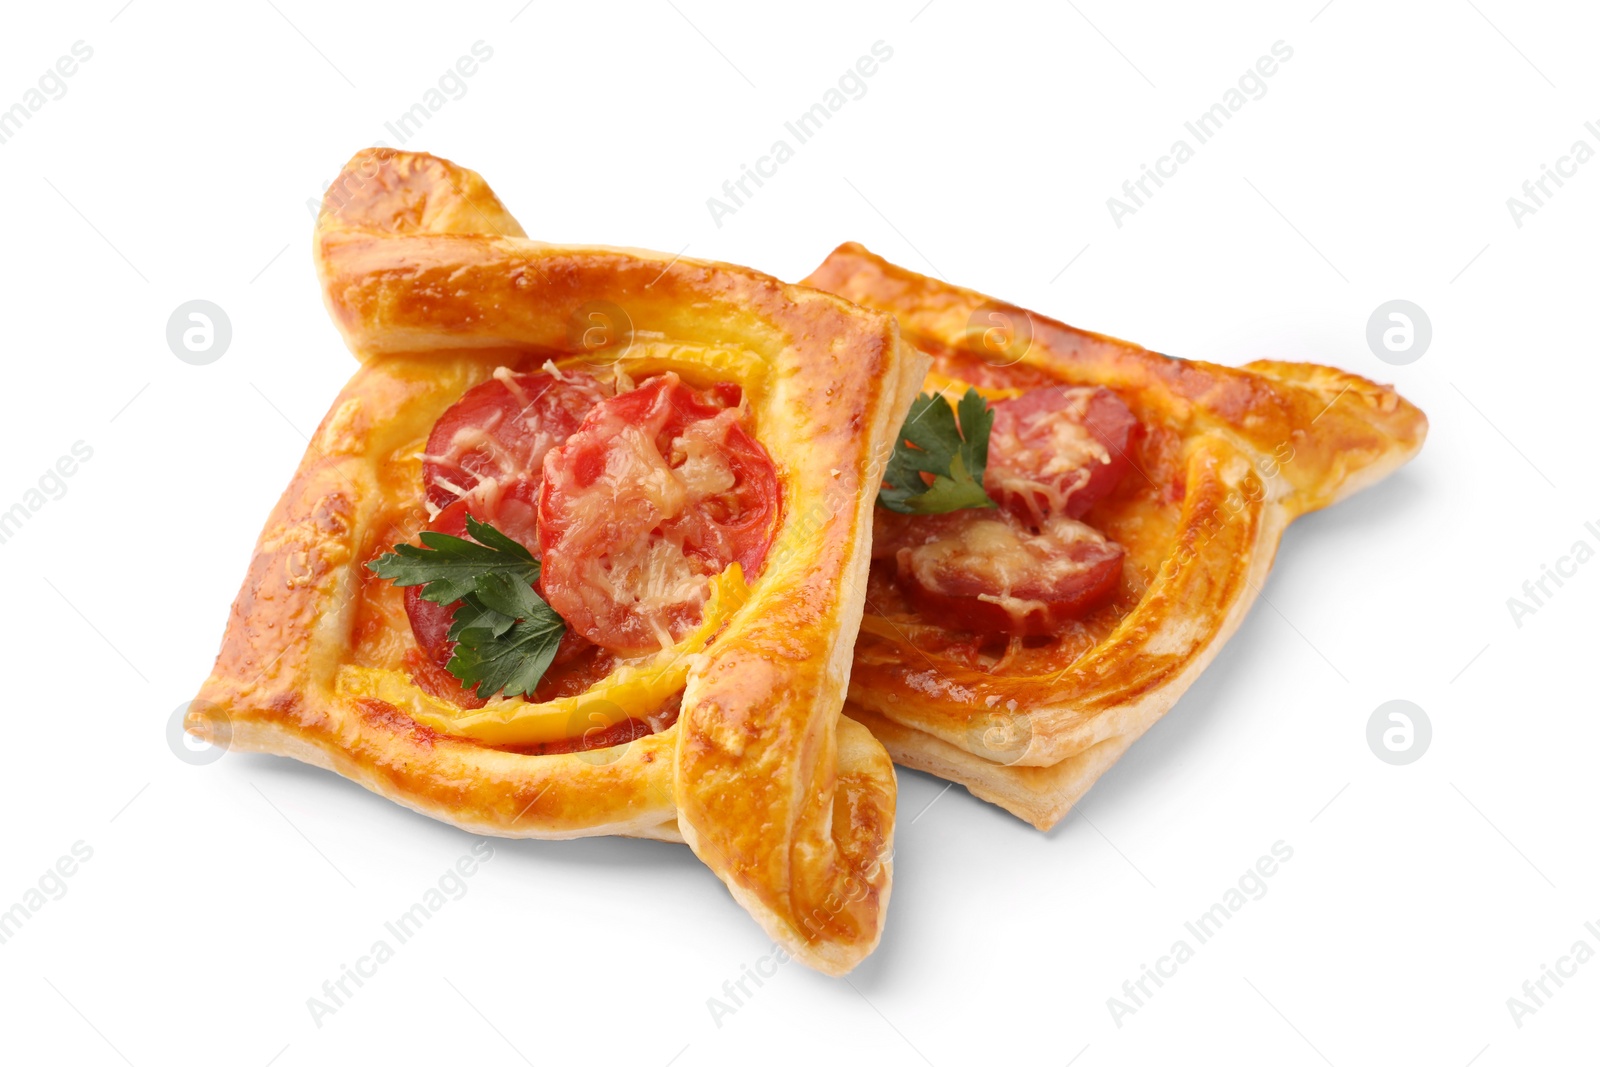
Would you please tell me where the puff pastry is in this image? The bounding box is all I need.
[803,243,1427,830]
[188,153,927,974]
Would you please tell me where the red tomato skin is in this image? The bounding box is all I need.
[422,370,608,512]
[984,386,1139,522]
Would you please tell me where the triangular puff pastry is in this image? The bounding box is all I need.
[189,153,926,974]
[804,243,1427,830]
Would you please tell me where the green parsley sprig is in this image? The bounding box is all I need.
[877,387,996,514]
[368,515,565,700]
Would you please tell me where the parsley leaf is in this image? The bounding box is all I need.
[368,514,541,604]
[446,591,565,700]
[877,387,997,514]
[367,516,564,700]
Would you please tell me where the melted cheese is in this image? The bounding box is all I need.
[986,393,1111,525]
[900,518,1046,629]
[1026,402,1111,473]
[428,419,510,473]
[430,473,472,501]
[675,413,740,499]
[606,424,687,515]
[608,537,712,652]
[900,516,1106,631]
[575,412,746,650]
[493,365,531,405]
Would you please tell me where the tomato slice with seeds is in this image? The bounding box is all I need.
[984,385,1138,523]
[537,373,780,654]
[893,511,1124,637]
[422,369,610,512]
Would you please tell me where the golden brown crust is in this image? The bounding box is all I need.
[803,242,1427,829]
[191,153,926,973]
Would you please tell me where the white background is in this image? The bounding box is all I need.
[1,1,1595,1064]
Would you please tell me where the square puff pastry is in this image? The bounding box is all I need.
[188,152,927,974]
[804,243,1428,831]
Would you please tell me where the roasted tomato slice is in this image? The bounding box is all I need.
[893,511,1124,636]
[403,479,589,708]
[537,373,780,654]
[984,385,1138,523]
[422,368,610,512]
